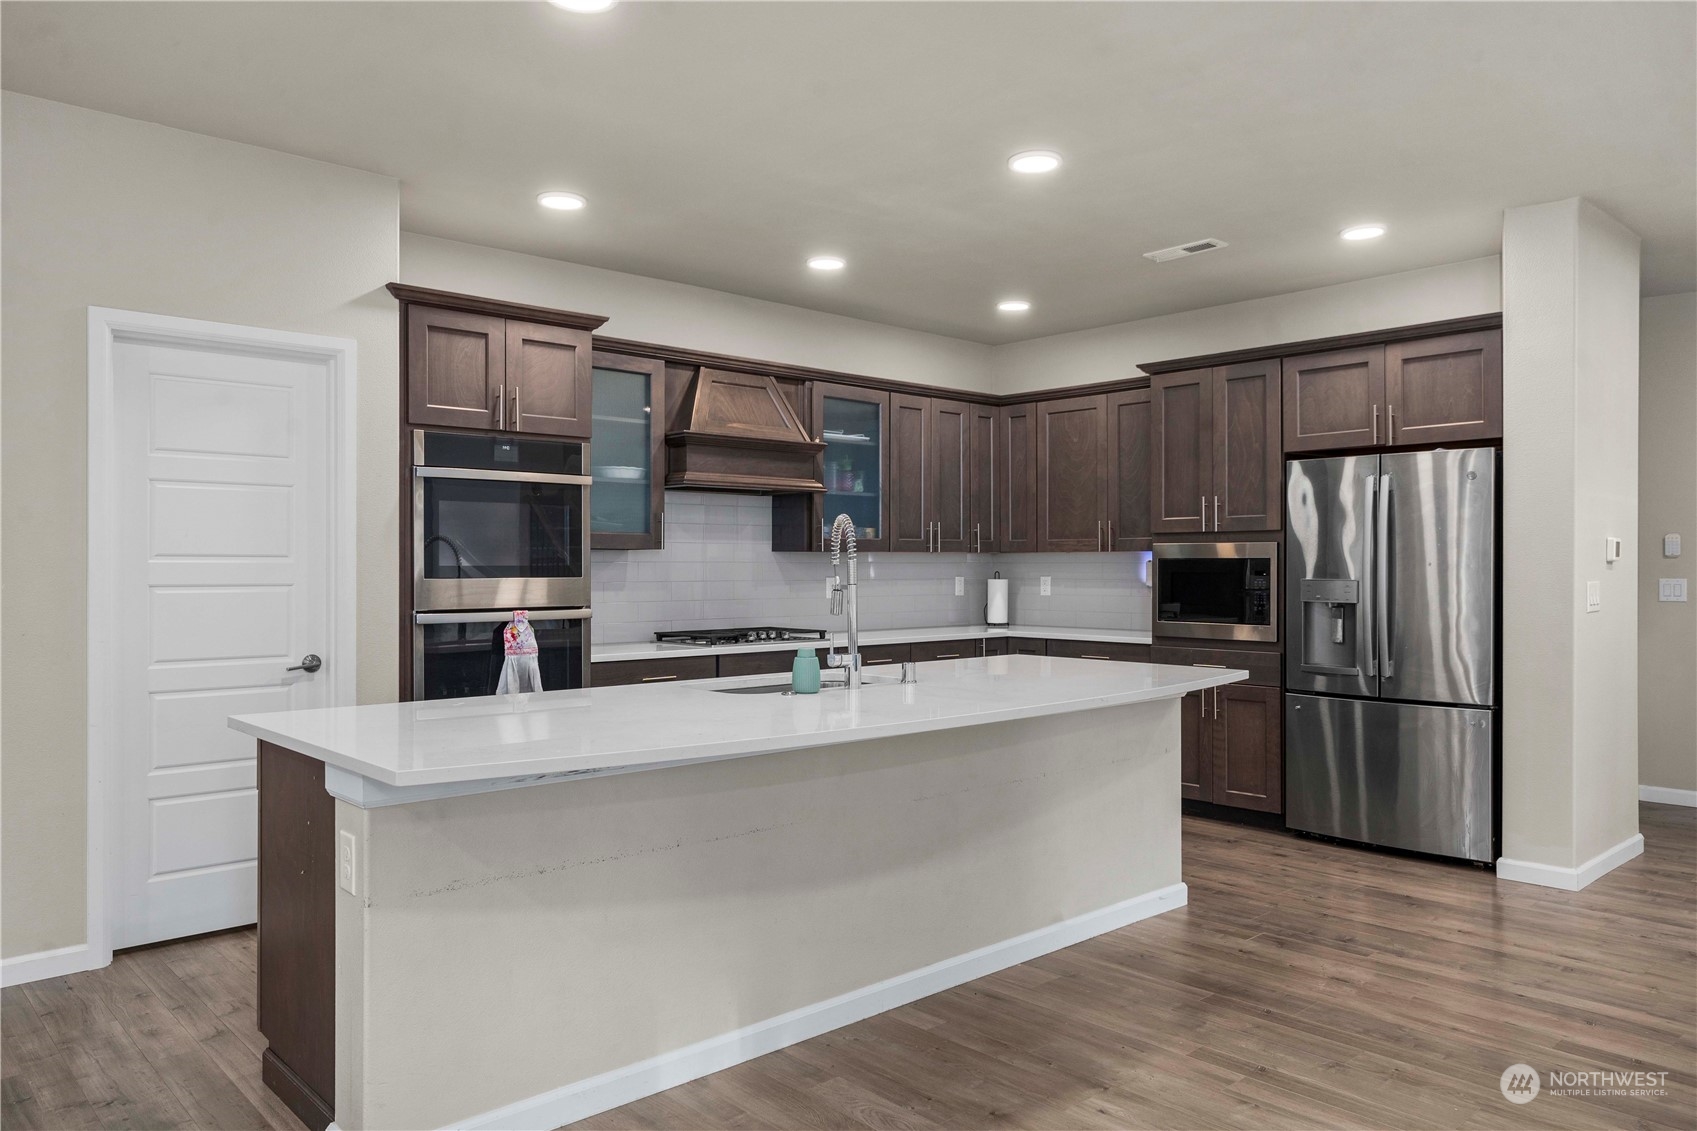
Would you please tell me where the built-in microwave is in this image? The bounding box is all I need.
[1152,541,1279,643]
[413,430,591,611]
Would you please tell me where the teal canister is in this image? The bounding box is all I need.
[791,647,821,694]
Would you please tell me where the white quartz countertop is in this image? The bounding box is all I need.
[593,624,1153,662]
[229,655,1241,789]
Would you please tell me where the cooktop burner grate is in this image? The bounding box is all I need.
[654,627,829,647]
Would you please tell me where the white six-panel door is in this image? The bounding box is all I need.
[112,339,334,949]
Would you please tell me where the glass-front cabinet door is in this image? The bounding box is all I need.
[590,351,666,549]
[814,382,889,552]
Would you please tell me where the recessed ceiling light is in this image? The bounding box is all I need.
[538,191,586,211]
[807,255,846,271]
[1007,150,1062,174]
[997,299,1031,313]
[1341,223,1387,241]
[548,0,616,11]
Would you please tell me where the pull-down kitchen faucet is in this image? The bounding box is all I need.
[825,514,862,689]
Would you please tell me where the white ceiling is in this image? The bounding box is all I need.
[3,1,1692,344]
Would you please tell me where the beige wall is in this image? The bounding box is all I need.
[988,257,1502,394]
[401,233,994,392]
[1501,198,1642,874]
[1638,292,1697,794]
[336,703,1182,1130]
[0,94,401,958]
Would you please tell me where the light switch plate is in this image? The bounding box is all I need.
[1666,533,1682,558]
[1040,576,1052,597]
[338,830,358,896]
[1659,578,1688,602]
[954,576,965,596]
[1586,580,1602,612]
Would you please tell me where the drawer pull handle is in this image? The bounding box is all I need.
[640,674,679,682]
[1193,663,1227,668]
[934,653,961,659]
[1080,654,1111,660]
[865,658,895,664]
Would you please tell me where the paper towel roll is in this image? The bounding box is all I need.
[986,577,1010,625]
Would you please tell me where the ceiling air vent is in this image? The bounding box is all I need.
[1143,238,1228,263]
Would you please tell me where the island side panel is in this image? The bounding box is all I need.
[336,700,1183,1131]
[257,740,336,1131]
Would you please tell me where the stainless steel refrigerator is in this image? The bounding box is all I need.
[1284,447,1497,862]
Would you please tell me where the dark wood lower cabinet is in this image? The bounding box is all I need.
[982,637,1009,657]
[1180,690,1210,802]
[591,655,717,686]
[257,743,335,1131]
[1007,637,1046,656]
[715,651,796,678]
[1043,639,1151,663]
[909,638,982,662]
[1211,684,1282,813]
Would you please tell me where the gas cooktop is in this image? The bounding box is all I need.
[654,627,828,647]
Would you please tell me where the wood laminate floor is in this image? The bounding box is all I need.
[5,805,1693,1131]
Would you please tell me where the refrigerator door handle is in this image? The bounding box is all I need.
[1363,474,1377,677]
[1377,473,1394,678]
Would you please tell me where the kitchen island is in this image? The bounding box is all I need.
[230,654,1244,1131]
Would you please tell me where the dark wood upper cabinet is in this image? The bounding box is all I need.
[1212,683,1282,813]
[1283,329,1499,454]
[1212,360,1282,532]
[590,351,666,550]
[996,403,1038,553]
[1149,369,1213,534]
[967,404,997,553]
[1107,389,1152,550]
[393,286,606,438]
[1153,364,1280,534]
[1384,330,1503,446]
[888,392,932,552]
[1282,346,1385,453]
[506,320,592,438]
[407,306,505,430]
[1036,395,1109,551]
[930,399,972,553]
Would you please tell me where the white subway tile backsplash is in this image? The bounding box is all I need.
[590,491,1151,644]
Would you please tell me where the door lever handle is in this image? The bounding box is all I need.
[286,654,323,673]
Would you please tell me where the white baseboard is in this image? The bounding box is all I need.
[1,943,105,988]
[1497,833,1645,892]
[1640,784,1697,808]
[445,882,1188,1131]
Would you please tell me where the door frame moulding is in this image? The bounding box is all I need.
[63,306,361,985]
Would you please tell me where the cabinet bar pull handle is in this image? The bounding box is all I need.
[1213,686,1221,721]
[1213,495,1221,531]
[513,384,520,426]
[935,653,961,659]
[1372,404,1380,446]
[1097,519,1104,550]
[866,657,895,664]
[1105,520,1113,551]
[495,383,506,430]
[640,674,678,682]
[1081,654,1111,660]
[1386,403,1395,444]
[1202,495,1208,532]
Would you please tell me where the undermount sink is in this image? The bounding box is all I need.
[709,677,899,695]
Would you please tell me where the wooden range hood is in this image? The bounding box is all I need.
[664,367,825,493]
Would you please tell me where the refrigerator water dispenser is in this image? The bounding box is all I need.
[1298,578,1363,676]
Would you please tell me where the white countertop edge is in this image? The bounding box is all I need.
[592,623,1154,662]
[231,663,1245,799]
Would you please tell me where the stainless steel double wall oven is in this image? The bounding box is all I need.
[411,430,591,699]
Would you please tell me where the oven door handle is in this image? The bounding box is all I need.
[415,608,593,624]
[416,466,592,486]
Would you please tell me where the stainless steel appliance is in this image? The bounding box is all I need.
[413,430,591,611]
[1152,541,1279,642]
[414,608,590,701]
[1284,446,1498,862]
